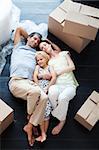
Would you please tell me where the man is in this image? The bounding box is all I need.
[9,27,48,146]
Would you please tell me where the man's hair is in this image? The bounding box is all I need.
[29,32,42,41]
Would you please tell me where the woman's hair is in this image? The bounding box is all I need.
[35,51,50,63]
[41,40,56,50]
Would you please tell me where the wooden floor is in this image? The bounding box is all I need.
[1,0,99,150]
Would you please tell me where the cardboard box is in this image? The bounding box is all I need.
[0,99,14,134]
[75,91,99,130]
[48,0,99,53]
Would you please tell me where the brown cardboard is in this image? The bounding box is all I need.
[63,12,99,40]
[61,0,99,40]
[0,99,14,134]
[48,7,90,53]
[48,0,99,53]
[89,90,99,104]
[74,91,99,130]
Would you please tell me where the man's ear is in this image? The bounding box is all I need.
[27,37,30,41]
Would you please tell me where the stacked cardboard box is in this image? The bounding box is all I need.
[48,0,99,53]
[75,91,99,130]
[0,99,14,134]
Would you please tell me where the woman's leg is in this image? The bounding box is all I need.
[52,86,76,135]
[48,85,59,109]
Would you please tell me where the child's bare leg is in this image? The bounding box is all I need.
[36,121,46,142]
[52,120,65,135]
[40,121,47,142]
[23,123,35,146]
[44,119,50,133]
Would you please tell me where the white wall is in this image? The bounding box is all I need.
[12,0,63,23]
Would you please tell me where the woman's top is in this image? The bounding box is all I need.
[48,51,79,88]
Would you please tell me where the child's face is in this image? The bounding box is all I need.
[36,54,47,68]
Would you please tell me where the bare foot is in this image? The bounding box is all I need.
[36,133,46,142]
[41,132,47,142]
[36,136,42,142]
[52,120,65,135]
[23,123,35,146]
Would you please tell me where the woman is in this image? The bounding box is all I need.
[39,40,79,135]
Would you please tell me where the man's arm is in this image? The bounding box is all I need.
[14,27,28,46]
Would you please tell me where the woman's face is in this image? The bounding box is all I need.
[39,42,52,54]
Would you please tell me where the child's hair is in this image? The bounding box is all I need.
[36,51,50,64]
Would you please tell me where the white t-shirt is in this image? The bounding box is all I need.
[48,51,78,87]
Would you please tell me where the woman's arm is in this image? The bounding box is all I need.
[57,53,75,76]
[46,39,61,52]
[33,65,39,84]
[14,27,28,46]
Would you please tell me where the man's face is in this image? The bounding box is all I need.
[27,34,41,48]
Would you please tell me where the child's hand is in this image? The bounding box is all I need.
[43,87,48,94]
[43,73,52,80]
[38,74,43,79]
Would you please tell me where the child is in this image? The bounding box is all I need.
[33,51,56,142]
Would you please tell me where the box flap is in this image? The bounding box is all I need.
[50,7,67,24]
[0,99,13,122]
[59,0,99,19]
[63,11,98,40]
[77,98,96,120]
[89,91,99,104]
[66,11,99,28]
[89,17,99,28]
[80,4,99,19]
[87,106,99,126]
[66,11,89,25]
[59,0,81,13]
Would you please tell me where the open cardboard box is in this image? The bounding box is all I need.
[75,91,99,131]
[48,0,99,53]
[0,99,14,134]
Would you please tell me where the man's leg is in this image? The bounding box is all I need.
[9,78,41,118]
[29,89,48,126]
[23,122,35,146]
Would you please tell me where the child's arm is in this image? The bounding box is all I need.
[47,66,56,90]
[33,65,39,84]
[57,53,75,76]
